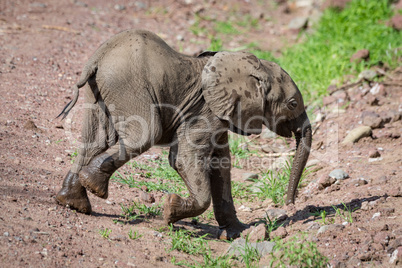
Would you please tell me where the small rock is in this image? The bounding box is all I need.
[361,201,370,211]
[24,120,37,130]
[379,207,395,216]
[373,232,390,246]
[362,111,383,129]
[3,232,9,237]
[342,126,372,144]
[226,238,276,257]
[264,208,288,222]
[329,169,349,180]
[318,175,336,190]
[370,83,386,96]
[306,159,320,168]
[372,212,381,219]
[358,69,377,80]
[114,4,126,11]
[261,128,276,139]
[238,205,252,212]
[351,178,368,186]
[306,222,320,231]
[288,16,308,31]
[246,224,268,242]
[250,182,264,193]
[391,14,402,31]
[13,159,21,165]
[368,149,381,158]
[350,49,369,63]
[55,157,63,163]
[140,192,155,203]
[389,247,402,265]
[389,187,402,197]
[270,226,287,239]
[322,0,352,10]
[317,224,345,235]
[242,172,258,182]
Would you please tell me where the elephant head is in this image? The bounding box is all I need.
[202,51,312,205]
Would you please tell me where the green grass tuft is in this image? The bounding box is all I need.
[252,0,401,103]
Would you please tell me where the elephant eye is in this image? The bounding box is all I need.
[287,99,298,110]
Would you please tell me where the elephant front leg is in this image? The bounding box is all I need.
[56,171,92,214]
[210,133,248,240]
[163,144,212,225]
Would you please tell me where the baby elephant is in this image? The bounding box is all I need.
[56,29,311,239]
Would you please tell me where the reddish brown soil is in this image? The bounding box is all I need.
[0,1,401,267]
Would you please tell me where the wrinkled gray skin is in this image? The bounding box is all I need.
[56,29,311,240]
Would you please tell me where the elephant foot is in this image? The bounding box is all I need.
[56,171,92,214]
[163,193,185,224]
[217,221,248,240]
[79,166,110,199]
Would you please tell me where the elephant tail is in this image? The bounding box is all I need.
[57,63,98,120]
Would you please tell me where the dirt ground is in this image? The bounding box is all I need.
[0,0,401,267]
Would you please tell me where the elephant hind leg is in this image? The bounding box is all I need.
[56,100,114,213]
[79,117,162,199]
[56,171,92,214]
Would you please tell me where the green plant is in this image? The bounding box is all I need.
[229,134,257,168]
[190,247,234,268]
[233,236,261,268]
[112,154,187,196]
[258,213,282,237]
[318,210,327,225]
[270,235,328,267]
[166,225,209,255]
[99,228,112,239]
[332,202,357,223]
[70,149,78,164]
[118,201,161,223]
[128,229,142,240]
[251,0,402,103]
[256,158,310,205]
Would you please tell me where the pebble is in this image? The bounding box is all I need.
[350,49,369,63]
[342,126,372,144]
[140,192,155,203]
[306,222,320,231]
[362,112,383,129]
[389,247,402,265]
[250,181,264,193]
[261,128,276,139]
[288,17,308,31]
[329,169,349,180]
[317,224,345,235]
[114,4,126,11]
[265,208,288,222]
[55,157,63,163]
[368,149,381,158]
[391,14,402,31]
[358,69,377,80]
[306,159,320,168]
[3,232,9,237]
[270,226,288,239]
[243,224,267,242]
[372,212,381,219]
[242,172,258,182]
[318,175,336,190]
[226,238,276,257]
[351,178,368,187]
[238,205,252,212]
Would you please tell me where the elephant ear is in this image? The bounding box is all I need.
[202,51,270,134]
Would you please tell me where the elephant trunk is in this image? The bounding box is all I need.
[285,112,312,205]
